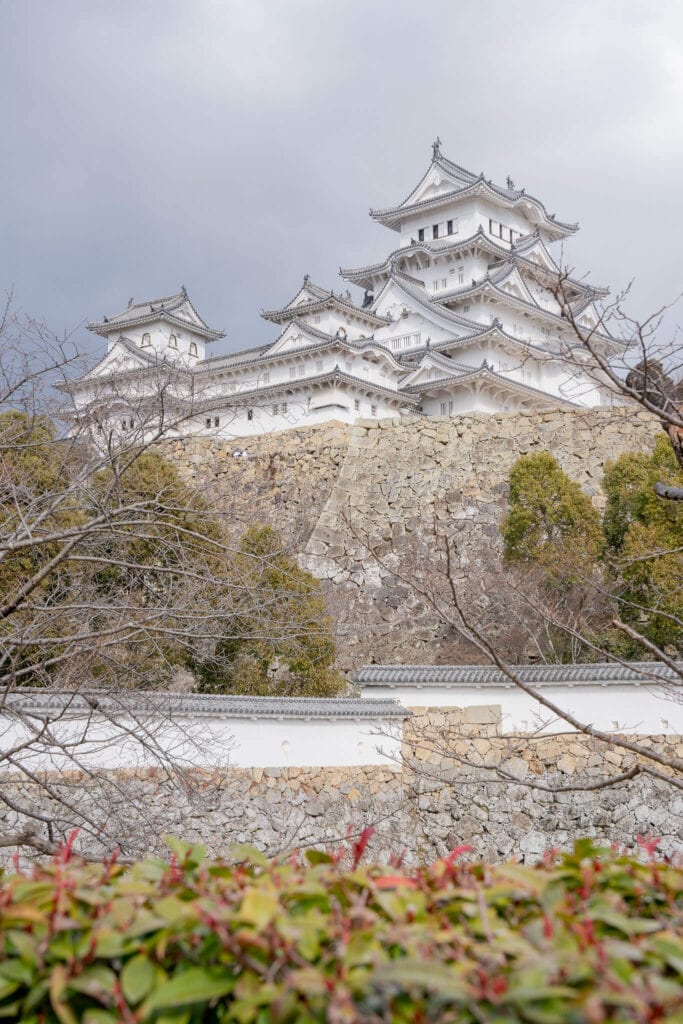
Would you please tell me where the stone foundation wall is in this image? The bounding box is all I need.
[4,709,681,864]
[166,407,660,669]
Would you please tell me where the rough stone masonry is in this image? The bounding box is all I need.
[166,406,661,669]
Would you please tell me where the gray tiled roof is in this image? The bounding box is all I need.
[3,689,409,720]
[354,662,682,688]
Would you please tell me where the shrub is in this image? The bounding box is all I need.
[501,452,604,585]
[0,837,681,1022]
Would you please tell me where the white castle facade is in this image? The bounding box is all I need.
[62,142,621,438]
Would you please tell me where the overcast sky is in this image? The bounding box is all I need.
[2,0,682,361]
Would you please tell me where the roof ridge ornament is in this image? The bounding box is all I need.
[431,136,442,160]
[181,284,188,298]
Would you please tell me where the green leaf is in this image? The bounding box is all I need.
[590,908,663,936]
[371,960,468,999]
[305,850,334,865]
[239,887,279,928]
[121,955,156,1005]
[228,843,269,867]
[83,1012,121,1024]
[141,967,235,1013]
[5,929,38,966]
[67,965,117,1000]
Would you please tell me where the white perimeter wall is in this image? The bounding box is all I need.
[0,713,403,772]
[360,683,683,735]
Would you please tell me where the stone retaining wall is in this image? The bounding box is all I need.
[166,407,660,669]
[4,708,681,864]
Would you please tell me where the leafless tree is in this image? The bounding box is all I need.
[344,280,682,797]
[0,297,336,859]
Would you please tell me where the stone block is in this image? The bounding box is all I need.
[463,705,501,726]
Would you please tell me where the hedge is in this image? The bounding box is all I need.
[0,834,682,1022]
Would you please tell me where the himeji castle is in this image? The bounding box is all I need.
[62,141,621,439]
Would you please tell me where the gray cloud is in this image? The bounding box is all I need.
[1,0,682,361]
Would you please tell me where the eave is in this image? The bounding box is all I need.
[88,309,225,341]
[370,177,577,240]
[261,293,388,327]
[405,364,579,408]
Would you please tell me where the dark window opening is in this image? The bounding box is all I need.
[247,408,254,421]
[447,220,453,234]
[432,224,439,239]
[418,228,425,242]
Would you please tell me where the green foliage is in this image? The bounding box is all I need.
[0,838,681,1022]
[195,525,344,697]
[501,442,682,655]
[501,451,604,584]
[603,435,683,650]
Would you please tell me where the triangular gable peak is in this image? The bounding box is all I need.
[57,338,160,390]
[572,299,602,330]
[88,290,224,341]
[398,154,475,211]
[265,321,335,357]
[491,265,538,306]
[512,233,559,275]
[373,275,474,341]
[399,351,465,389]
[283,278,331,310]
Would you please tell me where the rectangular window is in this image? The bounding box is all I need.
[247,408,253,420]
[432,224,439,239]
[442,278,447,288]
[298,365,305,377]
[458,269,464,284]
[214,417,220,427]
[289,367,296,379]
[433,280,439,291]
[440,402,447,415]
[262,369,270,383]
[448,400,454,414]
[447,220,453,235]
[272,404,279,416]
[418,228,425,242]
[282,401,288,414]
[370,403,377,416]
[354,399,360,411]
[314,315,321,323]
[463,304,470,312]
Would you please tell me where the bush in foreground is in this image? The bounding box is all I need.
[0,836,681,1022]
